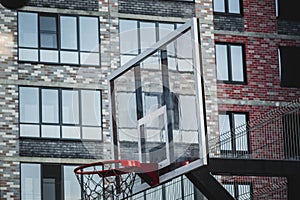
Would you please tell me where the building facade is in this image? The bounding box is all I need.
[0,0,299,199]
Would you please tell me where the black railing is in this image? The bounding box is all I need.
[210,98,300,160]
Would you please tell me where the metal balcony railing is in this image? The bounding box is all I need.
[209,98,300,160]
[215,175,288,200]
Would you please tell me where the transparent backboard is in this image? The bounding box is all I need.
[109,18,206,193]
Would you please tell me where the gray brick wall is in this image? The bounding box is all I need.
[20,138,106,159]
[195,0,219,148]
[0,0,119,197]
[277,20,300,36]
[28,0,98,11]
[119,0,195,18]
[214,14,244,32]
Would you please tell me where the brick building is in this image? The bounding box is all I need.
[0,0,299,199]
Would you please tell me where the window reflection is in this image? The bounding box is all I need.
[18,12,99,65]
[40,16,57,48]
[21,163,41,200]
[60,16,77,50]
[18,12,38,48]
[79,17,99,52]
[20,87,39,123]
[19,87,102,140]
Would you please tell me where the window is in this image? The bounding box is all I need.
[278,46,300,88]
[18,12,100,65]
[143,92,179,130]
[19,87,102,140]
[218,112,249,153]
[275,0,300,20]
[223,182,252,199]
[119,19,187,69]
[213,0,242,14]
[21,163,81,200]
[215,43,246,83]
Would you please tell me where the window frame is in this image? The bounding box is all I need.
[21,163,83,200]
[18,11,100,66]
[143,92,180,130]
[19,86,103,141]
[278,46,300,88]
[219,111,250,154]
[215,42,247,84]
[275,0,300,21]
[213,0,243,15]
[223,182,253,200]
[119,19,189,72]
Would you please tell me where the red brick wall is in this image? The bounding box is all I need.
[215,34,300,103]
[243,0,277,33]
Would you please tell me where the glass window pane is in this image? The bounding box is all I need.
[140,22,156,51]
[82,127,102,140]
[120,55,135,66]
[40,16,56,31]
[60,16,77,50]
[21,163,41,200]
[62,90,79,124]
[116,92,137,128]
[159,23,175,40]
[179,95,198,130]
[81,90,101,126]
[140,54,160,70]
[228,0,240,14]
[18,12,38,48]
[20,124,40,137]
[40,33,57,48]
[214,0,225,12]
[43,178,56,200]
[42,125,60,138]
[234,114,248,151]
[177,31,193,72]
[60,51,79,64]
[19,48,39,61]
[64,166,81,200]
[40,50,58,63]
[62,126,80,139]
[20,87,39,123]
[40,16,57,48]
[219,114,232,151]
[231,45,244,82]
[42,89,59,123]
[143,94,160,127]
[80,52,99,65]
[79,17,99,51]
[119,19,138,54]
[223,184,235,197]
[216,44,229,81]
[183,177,195,200]
[238,184,251,199]
[164,178,183,199]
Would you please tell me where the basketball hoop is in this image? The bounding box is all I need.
[74,160,159,200]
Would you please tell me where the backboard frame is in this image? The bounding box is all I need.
[108,17,207,194]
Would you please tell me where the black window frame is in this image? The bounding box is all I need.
[213,0,243,15]
[223,182,253,200]
[276,0,300,21]
[278,46,300,88]
[17,11,100,66]
[219,111,250,154]
[119,19,189,72]
[215,42,247,84]
[19,86,103,141]
[20,163,83,200]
